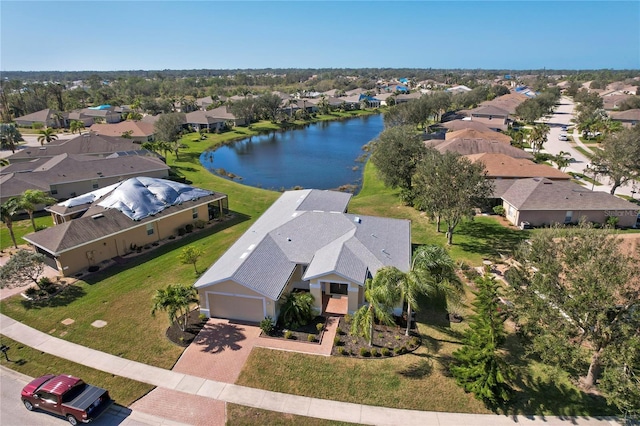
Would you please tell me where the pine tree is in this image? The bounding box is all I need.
[450,269,512,408]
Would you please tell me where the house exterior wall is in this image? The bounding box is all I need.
[470,115,508,130]
[504,201,639,228]
[309,273,363,315]
[55,233,123,276]
[49,169,169,200]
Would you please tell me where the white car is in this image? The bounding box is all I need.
[558,133,568,141]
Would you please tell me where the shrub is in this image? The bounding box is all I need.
[381,347,391,356]
[38,277,53,290]
[393,346,403,355]
[409,337,420,348]
[606,216,619,228]
[463,268,481,281]
[359,347,370,357]
[316,322,324,333]
[493,205,506,216]
[88,265,100,273]
[177,228,186,236]
[371,348,379,357]
[24,287,39,297]
[194,219,207,229]
[284,330,293,339]
[168,235,176,240]
[337,347,346,355]
[279,291,315,329]
[344,314,352,324]
[199,313,207,322]
[308,334,316,342]
[185,224,194,233]
[336,327,343,335]
[260,317,275,336]
[32,122,44,130]
[333,336,342,346]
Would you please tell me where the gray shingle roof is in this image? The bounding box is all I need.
[502,178,640,211]
[194,190,411,300]
[7,133,140,161]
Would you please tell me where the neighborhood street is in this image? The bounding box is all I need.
[540,97,637,198]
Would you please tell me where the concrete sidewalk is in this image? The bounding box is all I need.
[0,314,622,425]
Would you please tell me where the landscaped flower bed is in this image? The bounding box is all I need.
[331,315,421,358]
[260,316,326,344]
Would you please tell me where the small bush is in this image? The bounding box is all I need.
[88,265,100,273]
[260,317,275,336]
[463,268,481,281]
[378,333,384,339]
[199,313,207,322]
[284,330,293,339]
[316,322,324,333]
[409,337,420,348]
[337,347,346,355]
[371,348,379,357]
[185,224,194,233]
[333,336,342,346]
[194,219,207,229]
[25,287,39,297]
[393,346,403,355]
[177,228,186,236]
[359,347,370,357]
[168,235,176,240]
[493,205,506,216]
[307,334,316,342]
[381,347,391,356]
[344,314,352,324]
[336,327,343,335]
[38,277,53,289]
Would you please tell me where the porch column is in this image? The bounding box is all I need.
[309,281,322,314]
[348,284,359,314]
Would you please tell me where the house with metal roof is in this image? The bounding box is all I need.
[23,177,229,276]
[194,189,411,324]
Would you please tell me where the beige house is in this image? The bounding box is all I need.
[14,108,63,128]
[194,190,411,324]
[609,109,640,128]
[469,105,510,131]
[23,177,228,276]
[89,121,156,143]
[501,178,640,228]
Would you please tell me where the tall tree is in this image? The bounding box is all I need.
[508,222,640,390]
[450,270,512,407]
[69,120,85,135]
[413,150,493,245]
[256,93,283,122]
[0,123,23,153]
[0,249,46,290]
[18,189,56,232]
[229,98,257,125]
[590,126,640,195]
[151,284,199,332]
[37,128,58,146]
[350,272,399,346]
[154,112,186,144]
[369,125,427,204]
[0,197,21,248]
[529,123,549,155]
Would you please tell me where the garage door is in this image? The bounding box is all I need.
[208,293,265,323]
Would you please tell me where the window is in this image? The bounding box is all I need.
[146,223,154,235]
[92,179,99,189]
[192,207,198,219]
[565,211,573,223]
[50,184,58,195]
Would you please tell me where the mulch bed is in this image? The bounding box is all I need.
[261,316,327,343]
[331,315,421,358]
[165,309,208,347]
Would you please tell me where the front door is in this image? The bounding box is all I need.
[329,282,348,295]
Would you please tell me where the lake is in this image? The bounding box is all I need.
[199,114,384,192]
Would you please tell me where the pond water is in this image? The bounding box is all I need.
[199,114,384,192]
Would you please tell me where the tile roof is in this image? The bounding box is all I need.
[89,121,155,137]
[14,108,56,123]
[7,133,140,161]
[445,128,512,144]
[425,139,533,159]
[610,109,640,121]
[465,153,571,179]
[470,105,510,117]
[194,190,411,300]
[502,178,640,211]
[440,119,495,133]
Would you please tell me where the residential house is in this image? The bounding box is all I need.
[205,106,246,126]
[609,109,640,128]
[194,189,411,323]
[439,119,496,133]
[501,178,640,228]
[66,111,95,127]
[6,133,141,163]
[14,108,64,128]
[468,105,510,131]
[602,94,634,111]
[185,111,226,132]
[445,128,512,145]
[78,106,122,124]
[425,138,533,159]
[23,177,229,276]
[89,121,156,143]
[395,92,422,104]
[0,153,169,204]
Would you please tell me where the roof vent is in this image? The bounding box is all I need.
[91,214,104,219]
[354,217,361,223]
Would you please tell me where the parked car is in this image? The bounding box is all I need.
[21,374,111,425]
[558,133,568,141]
[561,125,568,131]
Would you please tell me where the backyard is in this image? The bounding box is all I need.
[0,125,613,417]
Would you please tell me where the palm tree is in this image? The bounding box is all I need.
[37,128,58,146]
[18,189,56,232]
[397,245,460,335]
[0,123,23,153]
[151,284,199,332]
[529,123,549,155]
[553,151,573,171]
[350,273,399,346]
[279,291,315,329]
[0,197,21,248]
[69,120,85,135]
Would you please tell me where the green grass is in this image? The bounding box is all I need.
[227,404,359,425]
[0,335,153,406]
[1,213,53,250]
[573,145,594,159]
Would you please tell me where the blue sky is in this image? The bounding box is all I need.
[1,1,638,71]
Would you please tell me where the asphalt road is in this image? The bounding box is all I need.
[0,367,170,426]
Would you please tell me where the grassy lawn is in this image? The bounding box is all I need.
[1,213,53,250]
[573,145,594,159]
[0,335,153,406]
[227,404,359,425]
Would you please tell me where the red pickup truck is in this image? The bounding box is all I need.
[21,374,111,425]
